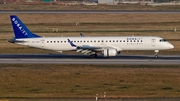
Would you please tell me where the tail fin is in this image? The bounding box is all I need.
[10,15,40,39]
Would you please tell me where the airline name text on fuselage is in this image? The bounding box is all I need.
[127,38,142,41]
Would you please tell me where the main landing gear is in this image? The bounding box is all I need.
[155,50,159,59]
[90,53,97,58]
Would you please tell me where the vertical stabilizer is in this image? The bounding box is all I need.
[10,15,40,39]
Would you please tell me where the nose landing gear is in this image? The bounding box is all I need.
[155,50,159,59]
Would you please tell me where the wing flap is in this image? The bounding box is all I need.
[68,39,102,54]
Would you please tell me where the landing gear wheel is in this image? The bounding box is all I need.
[155,55,158,59]
[90,54,97,58]
[95,54,97,58]
[154,50,159,59]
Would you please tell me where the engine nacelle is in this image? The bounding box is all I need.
[103,48,117,57]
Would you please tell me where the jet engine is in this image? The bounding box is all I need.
[103,48,117,57]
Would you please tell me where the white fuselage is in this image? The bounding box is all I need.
[14,36,174,52]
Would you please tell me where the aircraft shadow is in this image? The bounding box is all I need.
[0,54,180,60]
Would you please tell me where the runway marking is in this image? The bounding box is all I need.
[0,54,180,64]
[0,59,180,64]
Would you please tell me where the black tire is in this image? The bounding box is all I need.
[155,55,158,59]
[90,54,97,58]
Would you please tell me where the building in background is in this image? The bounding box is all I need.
[43,0,51,2]
[98,0,116,4]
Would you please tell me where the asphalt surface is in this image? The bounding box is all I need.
[0,10,180,14]
[0,54,180,64]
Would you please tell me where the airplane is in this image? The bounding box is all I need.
[8,15,174,58]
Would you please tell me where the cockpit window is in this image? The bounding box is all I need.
[159,39,167,42]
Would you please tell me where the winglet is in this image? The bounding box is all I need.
[80,33,84,37]
[68,39,76,47]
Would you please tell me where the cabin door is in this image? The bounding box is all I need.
[40,39,45,47]
[151,39,156,46]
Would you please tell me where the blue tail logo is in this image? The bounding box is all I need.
[10,15,40,39]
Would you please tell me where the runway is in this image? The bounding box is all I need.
[0,54,180,64]
[0,10,180,14]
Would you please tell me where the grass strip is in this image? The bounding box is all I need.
[0,64,180,98]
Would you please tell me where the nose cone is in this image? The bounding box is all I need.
[169,43,174,49]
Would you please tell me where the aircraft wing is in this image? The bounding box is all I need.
[68,39,106,54]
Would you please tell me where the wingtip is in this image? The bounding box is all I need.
[80,33,84,37]
[67,39,76,47]
[67,39,70,42]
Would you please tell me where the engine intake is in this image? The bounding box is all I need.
[103,48,117,57]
